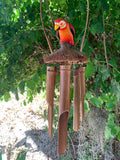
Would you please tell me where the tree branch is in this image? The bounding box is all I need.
[40,0,53,53]
[80,0,89,52]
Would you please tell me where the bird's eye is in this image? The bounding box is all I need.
[60,22,63,26]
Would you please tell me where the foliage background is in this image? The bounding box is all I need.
[0,0,120,146]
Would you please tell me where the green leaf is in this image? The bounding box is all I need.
[29,32,36,42]
[57,0,66,5]
[89,24,97,35]
[110,79,120,102]
[44,109,47,120]
[84,100,90,112]
[0,151,2,160]
[111,126,118,136]
[27,80,36,90]
[108,113,115,122]
[0,45,4,54]
[32,74,39,83]
[15,88,19,100]
[105,113,116,140]
[99,65,110,81]
[117,129,120,141]
[106,99,115,111]
[108,59,118,68]
[85,91,93,100]
[16,152,27,160]
[115,40,120,47]
[61,157,66,160]
[79,3,84,13]
[102,69,110,81]
[70,87,73,100]
[90,24,104,35]
[101,0,109,11]
[7,68,13,80]
[98,96,103,105]
[99,93,109,102]
[28,95,33,103]
[90,96,102,107]
[96,24,104,33]
[4,92,11,102]
[99,65,106,73]
[85,61,95,79]
[68,153,72,158]
[23,100,27,106]
[105,126,114,140]
[19,81,25,94]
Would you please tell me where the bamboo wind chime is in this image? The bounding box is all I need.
[40,0,89,156]
[44,42,89,155]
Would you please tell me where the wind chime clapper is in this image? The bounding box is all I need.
[44,42,89,155]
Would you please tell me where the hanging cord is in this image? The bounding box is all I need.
[40,0,53,53]
[80,0,89,52]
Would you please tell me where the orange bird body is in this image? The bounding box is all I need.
[54,19,75,46]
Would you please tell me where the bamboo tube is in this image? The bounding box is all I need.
[58,65,71,155]
[46,66,57,138]
[73,68,80,131]
[59,65,71,115]
[58,111,69,155]
[79,66,86,122]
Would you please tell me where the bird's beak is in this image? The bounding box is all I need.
[54,24,60,31]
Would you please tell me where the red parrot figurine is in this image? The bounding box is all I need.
[54,19,75,46]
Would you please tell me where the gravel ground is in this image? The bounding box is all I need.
[0,93,78,160]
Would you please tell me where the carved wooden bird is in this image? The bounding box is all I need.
[54,19,75,46]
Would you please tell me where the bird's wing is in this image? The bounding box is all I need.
[69,23,75,38]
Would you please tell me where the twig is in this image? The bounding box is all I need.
[35,45,49,54]
[40,0,53,53]
[68,133,76,158]
[102,7,109,69]
[116,0,119,7]
[80,0,89,52]
[89,30,103,43]
[106,23,120,32]
[46,0,54,26]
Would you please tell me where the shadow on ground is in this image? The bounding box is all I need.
[15,129,78,160]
